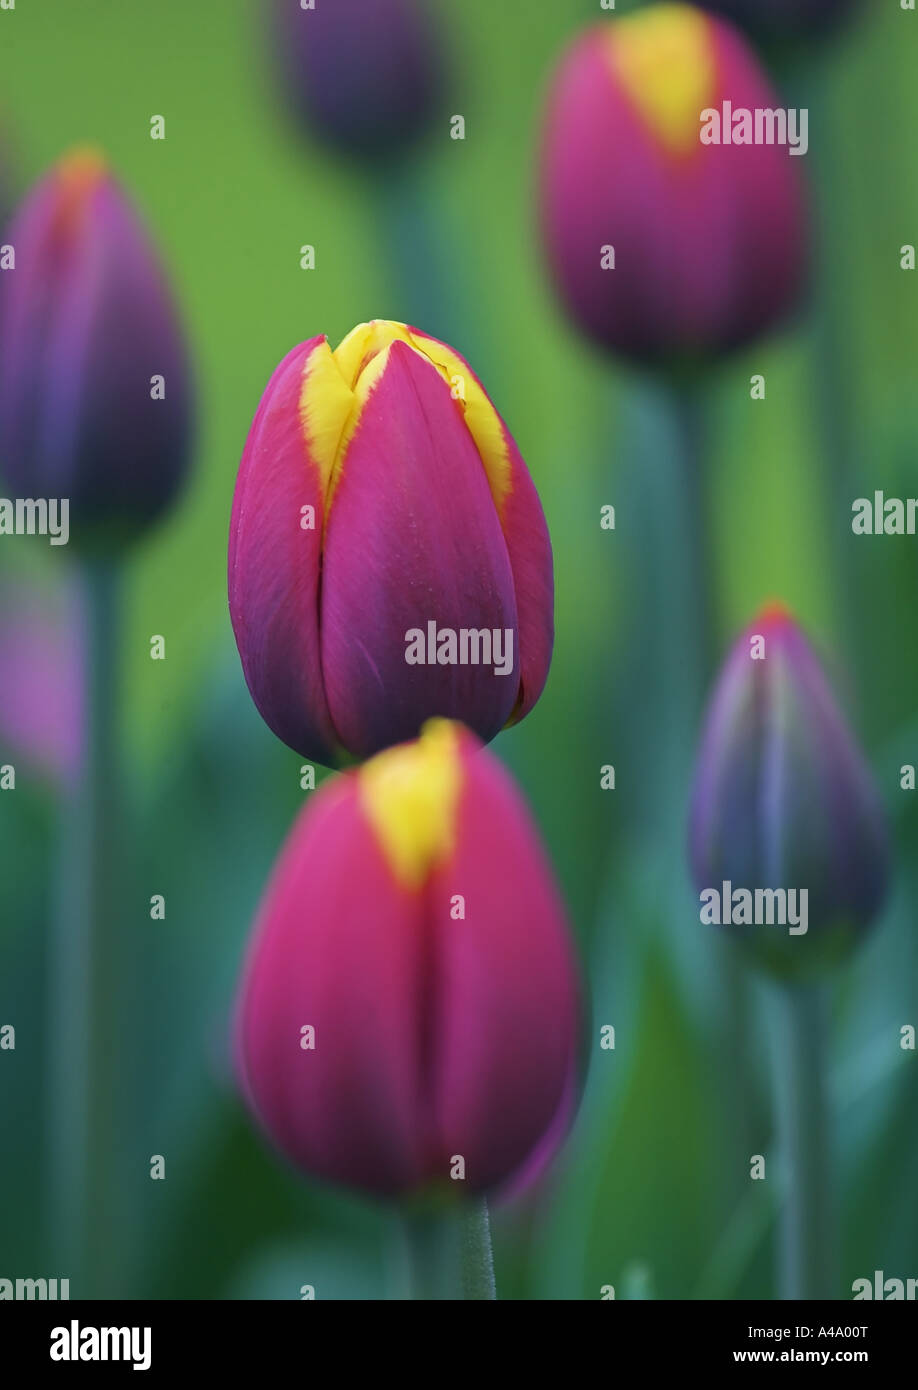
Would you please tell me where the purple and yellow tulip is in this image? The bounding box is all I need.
[0,148,192,552]
[540,4,807,365]
[234,719,581,1199]
[689,603,889,974]
[271,0,442,163]
[228,320,554,765]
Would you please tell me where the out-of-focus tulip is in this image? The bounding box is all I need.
[689,603,889,976]
[0,148,193,553]
[235,719,580,1199]
[0,574,81,782]
[698,0,860,45]
[271,0,442,164]
[540,4,807,366]
[228,320,554,765]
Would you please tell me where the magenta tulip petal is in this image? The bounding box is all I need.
[235,776,431,1196]
[411,330,554,723]
[320,343,519,757]
[429,734,579,1193]
[228,338,338,766]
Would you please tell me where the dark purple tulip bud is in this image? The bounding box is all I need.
[540,5,807,366]
[271,0,443,164]
[0,148,193,554]
[689,604,890,977]
[698,0,860,46]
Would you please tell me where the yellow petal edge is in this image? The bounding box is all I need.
[297,320,512,519]
[604,4,717,159]
[358,719,462,891]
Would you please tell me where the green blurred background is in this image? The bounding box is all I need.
[0,0,916,1298]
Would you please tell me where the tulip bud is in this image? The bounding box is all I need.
[698,1,859,46]
[228,320,554,765]
[540,5,807,365]
[0,148,193,553]
[271,0,442,164]
[689,603,889,977]
[235,719,580,1198]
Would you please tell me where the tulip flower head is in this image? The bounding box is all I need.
[271,0,442,164]
[234,719,580,1199]
[689,603,889,977]
[540,5,807,366]
[229,320,554,765]
[0,148,193,553]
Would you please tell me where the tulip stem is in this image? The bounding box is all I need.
[398,1199,496,1300]
[48,558,124,1297]
[670,377,717,685]
[373,160,462,351]
[460,1199,497,1300]
[773,982,835,1299]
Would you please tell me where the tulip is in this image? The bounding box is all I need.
[0,574,81,782]
[270,0,442,164]
[540,4,807,365]
[234,719,580,1200]
[228,320,554,765]
[688,602,889,976]
[698,1,859,45]
[0,147,193,553]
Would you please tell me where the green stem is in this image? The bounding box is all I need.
[398,1199,496,1300]
[460,1199,496,1300]
[669,377,717,689]
[372,160,456,346]
[48,558,123,1297]
[773,983,834,1299]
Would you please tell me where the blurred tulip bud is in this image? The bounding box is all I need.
[271,0,443,164]
[0,148,193,553]
[229,320,553,765]
[540,5,807,366]
[235,719,580,1199]
[689,604,890,977]
[0,573,81,782]
[698,0,860,46]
